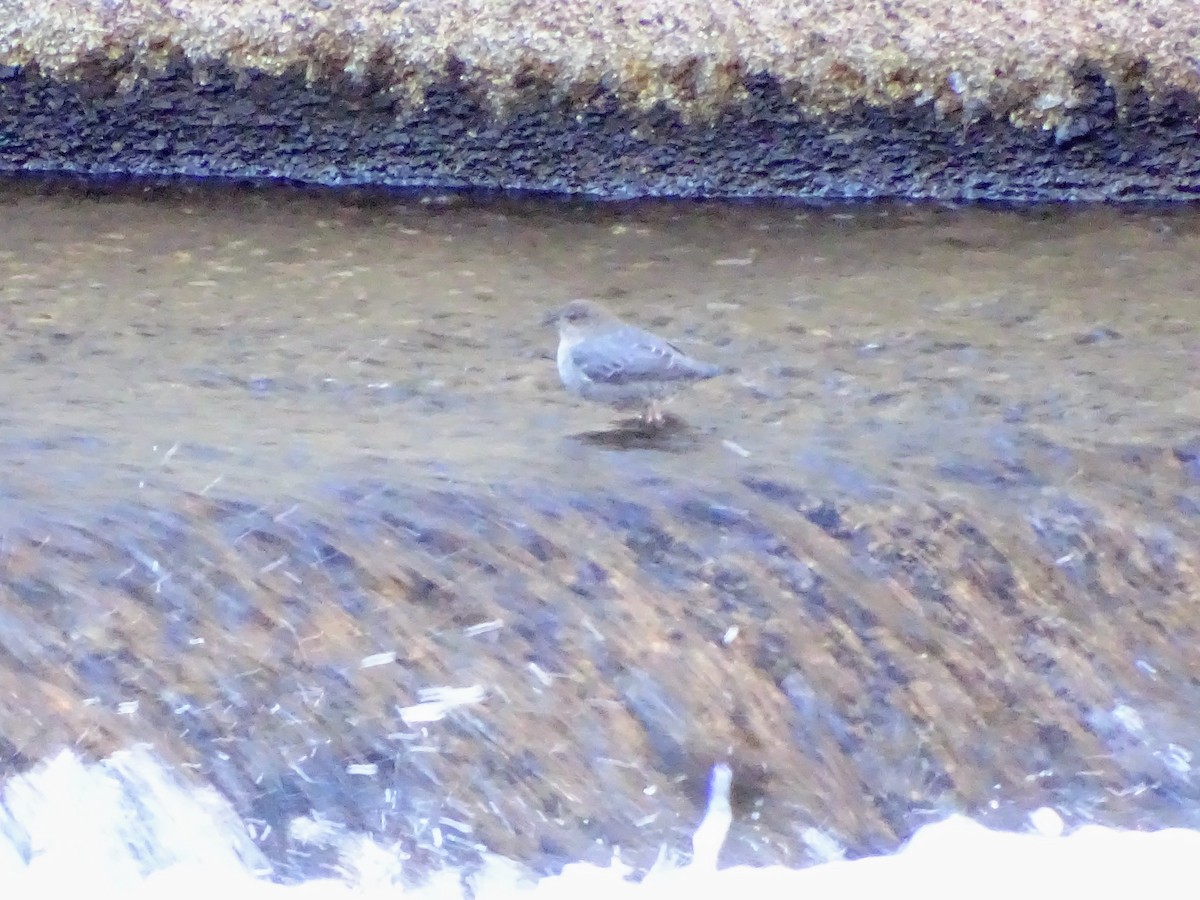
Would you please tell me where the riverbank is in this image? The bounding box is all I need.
[2,1,1198,200]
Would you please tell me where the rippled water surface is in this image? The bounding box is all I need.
[1,186,1196,509]
[2,184,1199,876]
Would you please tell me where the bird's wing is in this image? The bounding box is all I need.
[570,326,721,385]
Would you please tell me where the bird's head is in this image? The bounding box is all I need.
[541,299,612,335]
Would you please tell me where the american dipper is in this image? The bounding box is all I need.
[543,299,726,425]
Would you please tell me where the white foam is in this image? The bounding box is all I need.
[2,749,1198,899]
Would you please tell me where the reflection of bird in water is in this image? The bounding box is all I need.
[542,299,727,426]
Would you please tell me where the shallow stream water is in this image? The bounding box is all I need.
[2,186,1196,507]
[1,183,1198,877]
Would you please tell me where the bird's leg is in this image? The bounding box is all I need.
[643,400,664,428]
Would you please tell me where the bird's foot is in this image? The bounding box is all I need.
[640,402,666,428]
[610,404,686,434]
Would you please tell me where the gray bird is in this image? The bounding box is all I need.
[542,298,726,425]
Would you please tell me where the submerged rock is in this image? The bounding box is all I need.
[0,443,1198,881]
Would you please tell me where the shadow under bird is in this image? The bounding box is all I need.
[543,299,727,425]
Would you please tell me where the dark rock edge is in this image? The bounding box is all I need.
[2,53,1199,201]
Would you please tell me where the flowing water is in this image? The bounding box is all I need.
[3,188,1196,502]
[1,182,1198,879]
